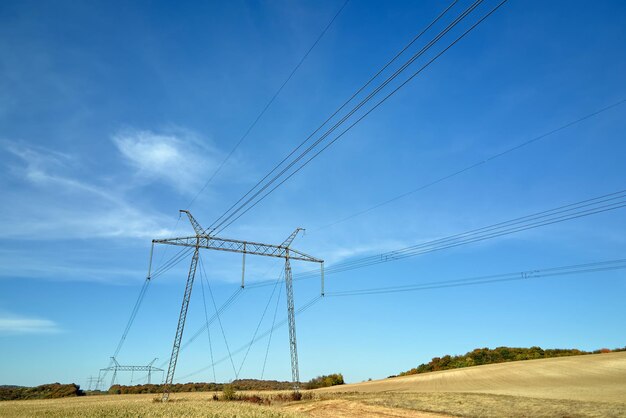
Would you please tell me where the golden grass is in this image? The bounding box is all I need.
[316,392,626,418]
[3,353,625,417]
[0,392,307,418]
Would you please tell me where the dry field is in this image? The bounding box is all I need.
[1,352,625,417]
[0,392,307,418]
[318,351,626,402]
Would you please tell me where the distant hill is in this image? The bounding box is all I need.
[395,346,626,377]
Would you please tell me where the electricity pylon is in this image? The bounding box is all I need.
[98,357,163,389]
[153,210,324,401]
[86,376,98,391]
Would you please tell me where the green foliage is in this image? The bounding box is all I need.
[105,379,294,395]
[0,383,84,401]
[398,346,626,377]
[303,373,344,389]
[222,384,236,401]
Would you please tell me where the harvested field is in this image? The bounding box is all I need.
[0,392,307,418]
[2,353,624,417]
[319,351,626,403]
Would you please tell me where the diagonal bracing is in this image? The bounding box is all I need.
[154,210,323,401]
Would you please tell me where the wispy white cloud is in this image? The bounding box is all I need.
[0,248,147,283]
[0,314,61,334]
[0,141,173,240]
[112,129,222,194]
[313,239,411,266]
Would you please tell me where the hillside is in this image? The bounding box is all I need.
[396,346,621,376]
[318,351,626,403]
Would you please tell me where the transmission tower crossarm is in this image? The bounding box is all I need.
[100,365,164,372]
[154,235,322,263]
[179,210,206,236]
[281,227,305,248]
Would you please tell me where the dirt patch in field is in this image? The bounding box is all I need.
[284,399,453,418]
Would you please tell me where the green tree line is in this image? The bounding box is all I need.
[396,346,626,377]
[303,373,344,389]
[108,379,295,394]
[108,374,345,394]
[0,383,84,401]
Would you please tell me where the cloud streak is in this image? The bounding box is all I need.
[0,314,61,334]
[113,129,221,194]
[1,140,174,240]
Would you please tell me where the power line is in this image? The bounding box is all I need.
[261,273,284,379]
[207,0,494,233]
[312,191,626,277]
[156,263,285,369]
[182,257,626,381]
[198,254,238,379]
[186,0,351,209]
[325,258,626,296]
[207,0,483,232]
[176,295,322,382]
[320,192,626,274]
[153,94,626,286]
[157,287,243,370]
[245,188,626,288]
[112,278,150,358]
[212,0,507,233]
[166,188,626,372]
[235,270,283,378]
[314,98,626,231]
[110,242,155,360]
[198,261,217,383]
[152,245,192,279]
[150,0,351,278]
[146,0,503,301]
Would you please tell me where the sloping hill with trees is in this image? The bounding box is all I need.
[317,351,626,403]
[396,346,624,377]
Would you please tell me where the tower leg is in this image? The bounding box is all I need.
[162,247,200,401]
[284,255,300,391]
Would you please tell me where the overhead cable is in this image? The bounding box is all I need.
[326,258,626,296]
[209,0,507,234]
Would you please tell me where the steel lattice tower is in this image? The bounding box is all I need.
[154,210,323,401]
[98,357,163,389]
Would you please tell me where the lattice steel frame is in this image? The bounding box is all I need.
[155,210,323,401]
[98,357,163,389]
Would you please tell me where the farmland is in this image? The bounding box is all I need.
[2,352,625,417]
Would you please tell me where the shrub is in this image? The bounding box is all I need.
[304,373,344,389]
[222,384,236,401]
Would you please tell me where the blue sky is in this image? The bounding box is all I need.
[1,0,625,388]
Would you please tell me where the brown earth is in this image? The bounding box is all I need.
[284,399,453,418]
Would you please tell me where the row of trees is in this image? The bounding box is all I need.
[108,374,345,394]
[397,346,626,377]
[0,383,84,401]
[108,379,295,394]
[303,373,344,389]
